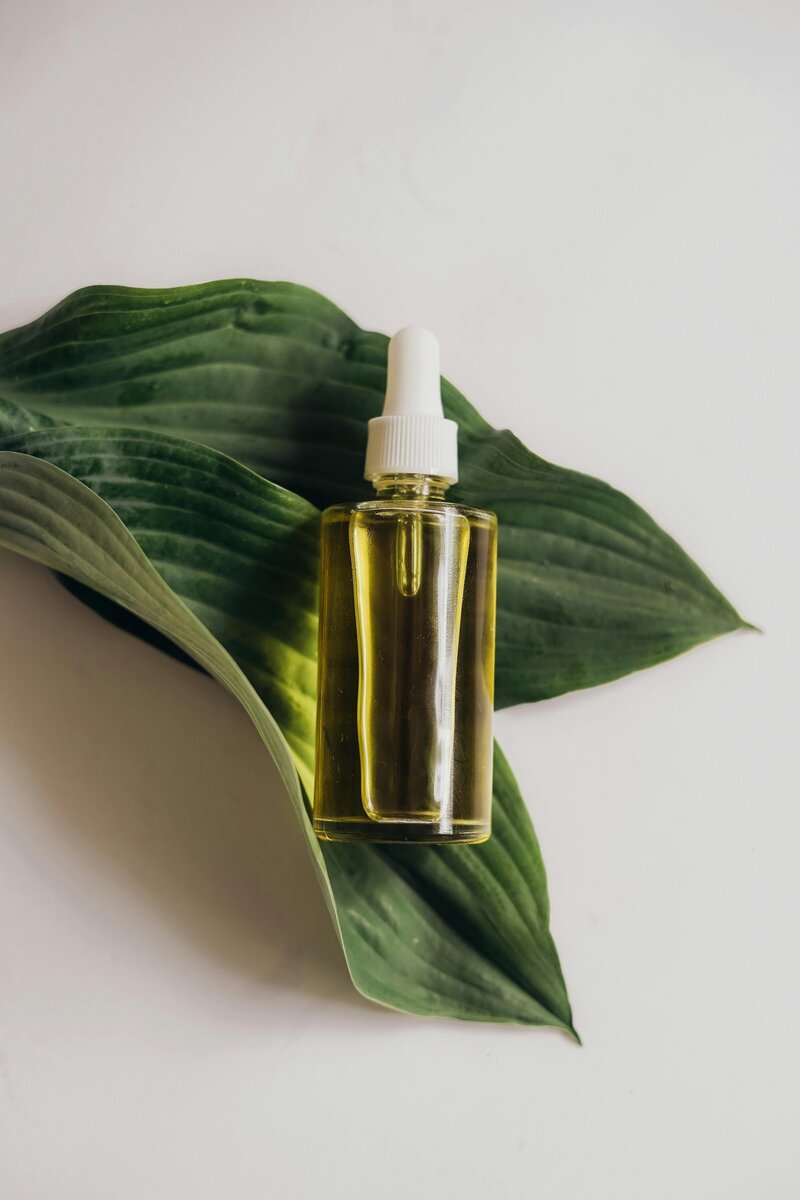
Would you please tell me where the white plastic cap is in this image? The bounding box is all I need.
[364,326,458,484]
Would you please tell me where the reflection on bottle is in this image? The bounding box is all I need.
[350,506,469,826]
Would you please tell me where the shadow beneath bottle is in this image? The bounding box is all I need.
[0,552,377,1018]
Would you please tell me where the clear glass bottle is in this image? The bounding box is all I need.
[313,328,497,844]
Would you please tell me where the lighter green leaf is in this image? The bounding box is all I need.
[0,425,575,1032]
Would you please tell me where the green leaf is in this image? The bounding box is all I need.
[0,281,748,706]
[0,423,575,1032]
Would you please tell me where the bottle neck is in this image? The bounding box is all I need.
[371,473,451,500]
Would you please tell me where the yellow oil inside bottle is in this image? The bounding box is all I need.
[313,478,497,844]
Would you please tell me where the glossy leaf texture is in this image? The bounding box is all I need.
[0,281,749,706]
[0,420,575,1032]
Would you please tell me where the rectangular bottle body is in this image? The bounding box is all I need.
[313,495,497,844]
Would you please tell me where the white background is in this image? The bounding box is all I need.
[0,2,797,1197]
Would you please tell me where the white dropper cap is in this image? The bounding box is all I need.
[364,326,459,484]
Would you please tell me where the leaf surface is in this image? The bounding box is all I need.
[0,281,748,706]
[0,424,574,1031]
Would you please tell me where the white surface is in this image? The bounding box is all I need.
[0,2,797,1197]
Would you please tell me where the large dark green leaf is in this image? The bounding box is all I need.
[0,422,574,1031]
[0,281,748,706]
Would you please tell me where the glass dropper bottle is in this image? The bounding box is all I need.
[313,327,497,844]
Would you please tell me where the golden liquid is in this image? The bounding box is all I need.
[313,485,497,844]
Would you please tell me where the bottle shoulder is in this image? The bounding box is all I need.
[321,498,497,527]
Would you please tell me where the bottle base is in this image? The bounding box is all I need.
[313,817,491,845]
